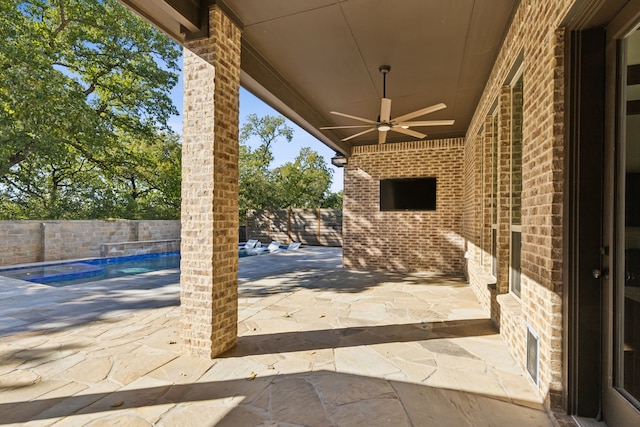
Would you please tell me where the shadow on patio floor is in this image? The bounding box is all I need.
[0,247,552,425]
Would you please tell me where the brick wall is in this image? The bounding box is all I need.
[462,0,574,409]
[246,208,342,247]
[343,139,465,273]
[0,220,181,266]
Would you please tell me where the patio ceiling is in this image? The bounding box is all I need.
[119,0,519,154]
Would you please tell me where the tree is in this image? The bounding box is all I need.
[272,147,333,208]
[238,114,342,223]
[240,113,294,166]
[92,131,182,219]
[0,0,181,219]
[239,114,293,222]
[323,190,343,209]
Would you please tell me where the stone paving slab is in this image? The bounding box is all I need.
[0,247,554,426]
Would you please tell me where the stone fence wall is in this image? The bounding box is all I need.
[0,220,181,266]
[246,209,342,247]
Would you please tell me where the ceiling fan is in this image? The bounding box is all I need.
[320,65,455,144]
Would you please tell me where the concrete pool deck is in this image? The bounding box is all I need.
[0,247,555,426]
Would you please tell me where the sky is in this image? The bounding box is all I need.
[167,60,344,193]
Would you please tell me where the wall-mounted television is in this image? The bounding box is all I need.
[380,177,437,211]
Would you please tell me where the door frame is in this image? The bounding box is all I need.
[564,0,640,422]
[563,27,605,418]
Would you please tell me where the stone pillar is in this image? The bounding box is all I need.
[180,6,241,358]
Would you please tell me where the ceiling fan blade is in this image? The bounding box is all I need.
[391,127,427,139]
[395,119,455,127]
[393,102,447,123]
[378,130,387,144]
[320,125,374,130]
[330,111,377,125]
[380,98,391,123]
[342,127,376,142]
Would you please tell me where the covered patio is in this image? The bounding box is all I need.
[4,0,640,423]
[117,0,521,361]
[0,248,552,425]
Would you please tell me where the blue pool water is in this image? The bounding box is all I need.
[0,252,181,287]
[0,244,265,287]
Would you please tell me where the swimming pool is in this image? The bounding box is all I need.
[0,252,182,287]
[0,244,275,287]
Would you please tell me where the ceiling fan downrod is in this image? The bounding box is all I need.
[379,65,391,98]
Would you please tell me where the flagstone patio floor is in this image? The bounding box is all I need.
[0,247,555,426]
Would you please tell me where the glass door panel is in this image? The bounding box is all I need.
[620,28,640,406]
[603,8,640,422]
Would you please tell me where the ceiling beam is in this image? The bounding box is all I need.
[119,0,206,41]
[154,0,201,32]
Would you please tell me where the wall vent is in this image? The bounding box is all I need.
[526,324,539,385]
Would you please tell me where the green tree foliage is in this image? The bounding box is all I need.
[272,147,333,208]
[0,0,181,219]
[239,114,293,219]
[240,113,293,167]
[323,190,343,209]
[239,114,343,223]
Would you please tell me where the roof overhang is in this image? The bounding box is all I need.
[119,0,519,154]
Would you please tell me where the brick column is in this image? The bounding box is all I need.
[180,6,241,358]
[497,85,512,294]
[481,115,494,271]
[472,131,483,265]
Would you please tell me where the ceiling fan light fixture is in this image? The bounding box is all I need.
[377,123,392,132]
[331,153,348,167]
[401,125,410,129]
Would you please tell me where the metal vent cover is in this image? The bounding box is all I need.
[526,324,540,385]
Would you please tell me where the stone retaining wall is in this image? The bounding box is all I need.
[0,220,181,266]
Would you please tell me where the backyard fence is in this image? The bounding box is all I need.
[246,208,342,247]
[0,220,181,266]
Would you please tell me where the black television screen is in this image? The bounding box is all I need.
[380,177,437,211]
